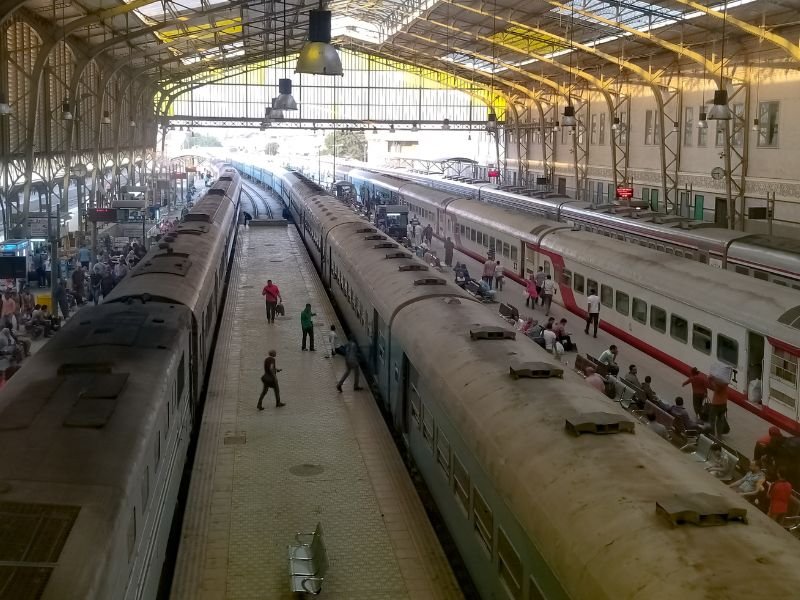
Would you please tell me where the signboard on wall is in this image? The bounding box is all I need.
[28,218,49,238]
[488,169,500,178]
[88,208,118,222]
[616,186,634,199]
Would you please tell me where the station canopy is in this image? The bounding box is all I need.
[15,0,800,94]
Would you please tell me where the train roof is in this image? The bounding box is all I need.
[448,197,570,244]
[547,229,800,340]
[327,221,474,320]
[392,296,800,599]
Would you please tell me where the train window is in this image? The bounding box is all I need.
[666,247,675,255]
[127,507,137,561]
[639,240,648,247]
[436,429,451,478]
[615,291,630,316]
[650,306,667,333]
[489,236,495,250]
[632,298,647,324]
[453,454,470,515]
[497,528,523,600]
[587,279,598,295]
[770,348,798,387]
[410,384,421,428]
[141,466,150,509]
[470,228,477,242]
[510,246,518,262]
[717,335,739,366]
[473,488,493,556]
[656,244,665,252]
[734,266,749,275]
[675,250,684,258]
[600,285,613,308]
[754,270,769,281]
[503,243,510,258]
[692,324,712,354]
[670,314,688,343]
[775,280,788,287]
[544,261,551,275]
[476,231,483,245]
[495,239,502,255]
[685,251,694,260]
[573,273,585,295]
[460,224,466,235]
[483,233,490,248]
[529,577,546,600]
[648,243,656,249]
[177,354,185,401]
[561,269,572,288]
[698,253,708,264]
[422,404,434,452]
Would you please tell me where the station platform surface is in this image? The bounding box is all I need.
[170,224,462,600]
[421,234,776,460]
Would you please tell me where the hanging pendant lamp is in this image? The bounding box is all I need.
[0,92,11,116]
[562,105,577,127]
[61,99,73,121]
[707,89,732,120]
[274,78,298,110]
[486,111,497,132]
[101,110,111,125]
[295,9,343,76]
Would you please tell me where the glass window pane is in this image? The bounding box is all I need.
[473,488,493,555]
[503,243,510,258]
[697,107,708,147]
[498,529,523,600]
[770,348,798,388]
[453,454,470,514]
[650,306,667,333]
[717,335,739,366]
[671,314,688,343]
[573,273,585,295]
[510,246,517,261]
[632,298,647,324]
[758,101,779,147]
[692,324,712,354]
[587,279,598,295]
[615,291,629,315]
[600,284,613,308]
[561,268,572,288]
[683,107,693,146]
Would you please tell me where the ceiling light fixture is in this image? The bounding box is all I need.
[273,0,298,110]
[486,111,497,132]
[698,112,708,129]
[61,99,73,121]
[101,110,111,125]
[389,123,395,133]
[129,119,136,128]
[751,118,759,132]
[442,118,450,130]
[0,93,11,116]
[553,120,560,133]
[611,116,620,131]
[562,105,577,127]
[295,6,343,76]
[707,6,731,121]
[411,123,419,132]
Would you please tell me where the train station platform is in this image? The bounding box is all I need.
[170,224,461,600]
[421,236,776,461]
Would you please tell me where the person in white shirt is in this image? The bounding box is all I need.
[493,261,504,291]
[585,287,601,338]
[326,324,343,358]
[543,323,558,354]
[542,275,557,316]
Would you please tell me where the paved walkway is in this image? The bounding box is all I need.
[421,235,773,459]
[170,224,461,600]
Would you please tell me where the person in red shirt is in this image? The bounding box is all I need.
[261,279,282,324]
[708,376,729,437]
[754,426,783,462]
[768,470,793,524]
[682,367,708,420]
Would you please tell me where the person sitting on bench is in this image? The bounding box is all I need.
[477,279,496,300]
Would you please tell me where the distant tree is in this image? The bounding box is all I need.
[182,133,222,148]
[323,129,367,161]
[265,142,280,156]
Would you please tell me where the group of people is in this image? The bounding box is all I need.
[523,267,558,316]
[0,287,60,383]
[256,280,362,410]
[518,316,576,357]
[407,219,433,246]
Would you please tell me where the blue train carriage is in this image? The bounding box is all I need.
[390,295,800,599]
[326,220,473,408]
[0,302,193,599]
[105,167,240,419]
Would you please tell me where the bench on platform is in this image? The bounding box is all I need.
[682,434,716,462]
[633,400,676,440]
[288,522,329,595]
[464,280,496,303]
[499,302,519,322]
[585,354,609,379]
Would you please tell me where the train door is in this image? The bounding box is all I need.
[374,311,389,403]
[400,356,415,447]
[714,197,728,226]
[747,332,765,388]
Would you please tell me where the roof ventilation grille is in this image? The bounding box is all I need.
[357,227,377,233]
[655,493,747,527]
[385,252,410,259]
[399,264,428,272]
[509,360,563,379]
[364,234,385,241]
[469,325,515,341]
[414,277,446,287]
[565,412,635,436]
[374,242,398,249]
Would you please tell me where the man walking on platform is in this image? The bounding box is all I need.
[444,237,455,266]
[337,339,363,392]
[682,367,709,420]
[256,350,284,409]
[585,287,601,337]
[301,303,316,351]
[542,275,557,316]
[262,279,282,324]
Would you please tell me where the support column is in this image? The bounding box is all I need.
[570,96,589,201]
[722,81,749,230]
[612,93,631,187]
[542,101,556,188]
[655,82,681,214]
